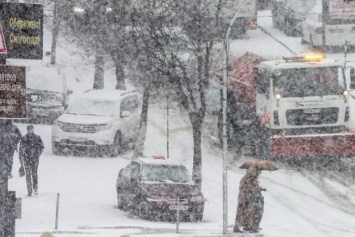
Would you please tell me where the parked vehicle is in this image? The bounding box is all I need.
[116,157,205,221]
[26,66,72,124]
[271,0,316,36]
[51,89,141,156]
[301,0,355,50]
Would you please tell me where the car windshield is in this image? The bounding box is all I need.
[141,165,193,183]
[272,67,345,98]
[67,99,118,117]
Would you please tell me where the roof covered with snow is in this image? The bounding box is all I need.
[78,89,139,102]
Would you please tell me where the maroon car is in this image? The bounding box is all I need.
[116,157,205,221]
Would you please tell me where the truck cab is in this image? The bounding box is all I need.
[255,54,355,158]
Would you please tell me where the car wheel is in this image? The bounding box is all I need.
[138,202,149,219]
[52,142,62,155]
[117,193,126,210]
[109,132,122,157]
[189,213,203,222]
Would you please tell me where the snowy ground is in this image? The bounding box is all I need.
[5,7,355,237]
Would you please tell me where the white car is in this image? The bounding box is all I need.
[51,89,141,156]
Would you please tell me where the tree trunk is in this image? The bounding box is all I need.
[51,0,59,65]
[133,87,150,158]
[93,52,104,89]
[191,112,203,190]
[114,54,126,90]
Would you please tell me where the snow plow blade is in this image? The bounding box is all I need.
[271,132,355,158]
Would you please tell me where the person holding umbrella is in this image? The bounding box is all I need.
[233,160,277,233]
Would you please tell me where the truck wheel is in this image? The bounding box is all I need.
[109,132,122,157]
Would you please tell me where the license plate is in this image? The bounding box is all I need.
[32,108,49,116]
[306,114,320,120]
[304,108,321,113]
[169,205,188,211]
[69,136,87,142]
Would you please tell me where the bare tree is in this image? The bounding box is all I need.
[130,0,227,189]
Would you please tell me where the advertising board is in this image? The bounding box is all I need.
[0,66,26,118]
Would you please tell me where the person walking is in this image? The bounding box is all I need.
[233,166,265,233]
[4,120,22,178]
[19,125,44,196]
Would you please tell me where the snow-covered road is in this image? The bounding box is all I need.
[9,104,355,237]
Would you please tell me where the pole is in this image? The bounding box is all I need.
[167,90,169,159]
[222,0,249,234]
[0,120,9,237]
[55,193,60,230]
[322,0,327,52]
[51,0,59,65]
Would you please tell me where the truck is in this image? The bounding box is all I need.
[301,0,355,50]
[199,0,258,39]
[214,52,355,159]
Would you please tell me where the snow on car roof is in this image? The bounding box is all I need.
[136,157,183,167]
[78,89,138,102]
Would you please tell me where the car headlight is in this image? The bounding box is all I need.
[190,195,204,202]
[95,123,113,132]
[73,6,85,13]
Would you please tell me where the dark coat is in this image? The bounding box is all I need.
[19,133,44,165]
[4,124,22,152]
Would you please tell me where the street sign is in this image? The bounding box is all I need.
[0,2,43,59]
[0,24,7,54]
[0,65,26,118]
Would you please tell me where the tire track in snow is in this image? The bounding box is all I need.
[299,170,355,215]
[266,188,354,236]
[257,25,297,56]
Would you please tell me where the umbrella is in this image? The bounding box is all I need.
[240,160,278,171]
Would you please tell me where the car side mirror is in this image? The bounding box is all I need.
[67,89,73,95]
[350,68,355,90]
[121,110,131,118]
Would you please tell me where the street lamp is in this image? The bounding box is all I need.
[222,0,250,234]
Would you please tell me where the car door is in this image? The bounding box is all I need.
[125,162,142,207]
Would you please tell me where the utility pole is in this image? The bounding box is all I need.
[222,1,249,234]
[0,120,9,237]
[322,0,328,52]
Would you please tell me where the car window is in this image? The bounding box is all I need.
[120,95,139,113]
[67,99,119,117]
[124,162,141,180]
[141,164,193,183]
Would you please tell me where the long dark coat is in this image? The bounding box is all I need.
[236,170,264,230]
